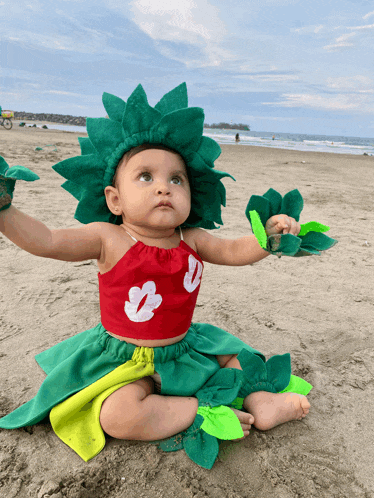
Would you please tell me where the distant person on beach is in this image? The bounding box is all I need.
[272,135,275,140]
[0,83,312,468]
[235,133,240,142]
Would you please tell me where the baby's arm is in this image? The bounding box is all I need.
[193,229,268,266]
[0,205,102,262]
[192,214,300,266]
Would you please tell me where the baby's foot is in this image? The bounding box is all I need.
[243,391,310,431]
[230,408,254,441]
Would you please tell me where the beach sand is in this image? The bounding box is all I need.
[0,125,373,498]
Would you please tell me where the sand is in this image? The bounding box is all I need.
[0,125,373,498]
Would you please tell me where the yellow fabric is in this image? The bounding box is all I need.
[50,347,155,462]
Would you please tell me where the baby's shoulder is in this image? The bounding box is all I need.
[96,223,133,273]
[182,227,204,254]
[93,221,125,239]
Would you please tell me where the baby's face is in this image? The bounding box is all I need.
[112,149,191,230]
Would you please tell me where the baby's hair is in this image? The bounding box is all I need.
[111,144,187,187]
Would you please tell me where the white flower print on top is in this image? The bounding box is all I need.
[183,254,203,293]
[125,281,162,322]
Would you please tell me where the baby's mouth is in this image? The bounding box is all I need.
[156,202,172,208]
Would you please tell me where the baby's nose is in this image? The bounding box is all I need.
[156,182,170,194]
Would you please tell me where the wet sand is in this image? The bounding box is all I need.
[1,125,373,498]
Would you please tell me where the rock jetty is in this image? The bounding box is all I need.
[13,112,86,126]
[204,122,250,131]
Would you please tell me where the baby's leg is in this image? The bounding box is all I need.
[216,354,310,431]
[99,377,254,441]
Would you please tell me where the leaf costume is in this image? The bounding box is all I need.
[0,83,332,469]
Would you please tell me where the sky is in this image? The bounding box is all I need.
[0,0,373,137]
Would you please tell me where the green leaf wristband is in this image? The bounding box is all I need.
[0,156,40,211]
[246,188,337,257]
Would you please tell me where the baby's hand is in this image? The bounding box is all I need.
[265,215,300,236]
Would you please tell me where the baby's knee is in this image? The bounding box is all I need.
[216,353,239,368]
[99,377,154,439]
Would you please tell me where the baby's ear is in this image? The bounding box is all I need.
[104,185,121,215]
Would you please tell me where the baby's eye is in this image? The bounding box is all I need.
[139,172,152,182]
[170,176,182,185]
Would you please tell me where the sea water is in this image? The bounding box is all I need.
[21,122,374,156]
[204,129,374,156]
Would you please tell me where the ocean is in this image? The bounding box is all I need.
[22,122,374,156]
[204,128,374,156]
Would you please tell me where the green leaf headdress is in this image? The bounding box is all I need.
[52,83,235,229]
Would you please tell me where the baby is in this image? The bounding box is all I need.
[0,83,311,466]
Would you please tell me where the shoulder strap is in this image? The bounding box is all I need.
[123,229,138,242]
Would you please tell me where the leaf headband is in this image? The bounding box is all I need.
[52,83,235,229]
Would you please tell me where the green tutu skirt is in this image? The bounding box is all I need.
[0,322,312,464]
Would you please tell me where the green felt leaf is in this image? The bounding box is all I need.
[86,118,125,161]
[230,397,244,410]
[157,436,184,452]
[246,195,270,226]
[155,82,188,115]
[3,165,39,182]
[249,210,267,249]
[78,137,96,156]
[196,368,243,408]
[280,189,303,221]
[265,354,292,392]
[300,231,337,251]
[102,92,126,123]
[184,430,219,470]
[74,192,109,224]
[293,247,320,256]
[263,188,282,217]
[123,85,162,135]
[198,136,222,164]
[158,108,205,152]
[0,176,14,211]
[0,156,39,212]
[280,375,313,396]
[237,349,291,398]
[198,406,244,440]
[299,221,330,236]
[268,233,301,256]
[61,181,83,201]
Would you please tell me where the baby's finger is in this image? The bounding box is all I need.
[293,220,301,235]
[281,217,291,233]
[288,218,301,235]
[288,218,297,235]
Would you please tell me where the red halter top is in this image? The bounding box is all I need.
[98,228,204,340]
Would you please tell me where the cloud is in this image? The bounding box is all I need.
[326,76,374,93]
[48,90,87,98]
[235,73,300,83]
[363,11,374,20]
[347,23,374,30]
[323,32,356,51]
[293,24,324,34]
[264,93,374,113]
[128,0,232,67]
[130,0,225,43]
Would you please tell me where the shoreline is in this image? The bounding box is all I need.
[3,125,374,160]
[7,122,374,156]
